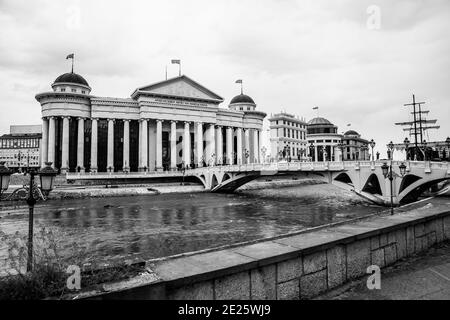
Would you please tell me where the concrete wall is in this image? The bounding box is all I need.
[81,202,450,300]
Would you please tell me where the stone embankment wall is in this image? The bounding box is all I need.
[77,201,450,300]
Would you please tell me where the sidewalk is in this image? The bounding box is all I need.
[320,241,450,300]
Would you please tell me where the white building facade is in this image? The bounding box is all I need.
[306,117,343,161]
[36,72,266,173]
[268,112,307,161]
[0,125,42,171]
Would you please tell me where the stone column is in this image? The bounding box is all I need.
[77,117,85,172]
[207,124,216,166]
[216,126,223,165]
[90,118,98,172]
[170,121,177,170]
[138,120,142,169]
[48,117,56,168]
[226,127,233,165]
[123,120,130,172]
[139,119,148,171]
[196,122,203,167]
[183,122,190,168]
[107,119,114,172]
[253,129,259,163]
[156,120,163,172]
[61,117,70,173]
[41,117,48,167]
[236,127,243,165]
[314,145,318,162]
[244,129,250,164]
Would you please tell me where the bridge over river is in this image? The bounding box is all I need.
[67,160,450,206]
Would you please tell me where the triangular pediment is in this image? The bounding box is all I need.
[132,75,223,102]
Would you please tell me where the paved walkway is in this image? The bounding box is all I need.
[322,241,450,300]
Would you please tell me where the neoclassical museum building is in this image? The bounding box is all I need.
[36,71,266,173]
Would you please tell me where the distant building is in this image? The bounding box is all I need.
[35,70,266,173]
[306,117,342,161]
[268,112,307,161]
[342,130,370,161]
[0,125,42,171]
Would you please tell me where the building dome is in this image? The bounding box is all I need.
[53,72,89,87]
[230,94,255,105]
[307,117,332,125]
[344,130,359,136]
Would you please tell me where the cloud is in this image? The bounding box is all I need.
[0,0,449,154]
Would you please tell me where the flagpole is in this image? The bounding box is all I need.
[165,65,168,80]
[179,61,181,76]
[71,56,74,73]
[241,81,243,94]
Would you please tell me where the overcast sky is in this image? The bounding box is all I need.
[0,0,449,154]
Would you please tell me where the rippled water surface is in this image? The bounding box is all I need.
[0,184,383,266]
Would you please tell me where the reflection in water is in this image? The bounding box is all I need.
[0,184,382,266]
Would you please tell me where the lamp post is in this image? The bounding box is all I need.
[244,149,250,164]
[370,139,376,161]
[0,161,57,271]
[423,140,428,161]
[404,137,410,161]
[381,161,407,215]
[387,141,394,160]
[0,162,12,200]
[25,162,57,271]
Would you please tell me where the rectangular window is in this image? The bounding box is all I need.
[71,89,76,93]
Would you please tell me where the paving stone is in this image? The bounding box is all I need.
[379,233,388,247]
[250,265,276,300]
[327,246,346,289]
[277,257,302,283]
[303,251,326,274]
[444,216,450,240]
[436,218,444,243]
[371,248,385,268]
[370,236,380,250]
[395,229,407,259]
[277,279,299,300]
[215,271,250,300]
[167,281,214,300]
[346,239,371,280]
[406,226,415,256]
[233,241,298,260]
[384,244,397,266]
[300,269,328,299]
[415,223,425,237]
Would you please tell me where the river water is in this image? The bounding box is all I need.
[0,182,383,268]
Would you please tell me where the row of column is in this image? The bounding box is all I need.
[41,117,262,173]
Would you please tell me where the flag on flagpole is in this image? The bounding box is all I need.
[171,59,181,76]
[347,123,351,126]
[312,106,319,110]
[66,53,74,73]
[235,79,243,94]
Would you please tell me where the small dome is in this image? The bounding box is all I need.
[230,94,255,105]
[344,130,359,136]
[53,72,89,87]
[307,117,332,125]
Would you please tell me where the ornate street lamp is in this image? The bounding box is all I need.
[0,162,12,200]
[403,137,410,160]
[381,161,407,215]
[26,162,57,271]
[370,139,376,161]
[387,141,394,160]
[422,140,428,161]
[244,149,250,164]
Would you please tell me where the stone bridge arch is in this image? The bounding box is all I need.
[399,177,449,204]
[362,173,383,196]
